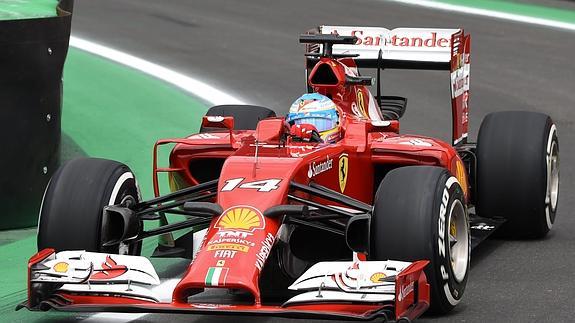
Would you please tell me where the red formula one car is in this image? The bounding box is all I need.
[20,26,560,321]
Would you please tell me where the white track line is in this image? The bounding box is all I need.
[70,36,246,105]
[386,0,575,32]
[69,36,244,321]
[82,279,181,322]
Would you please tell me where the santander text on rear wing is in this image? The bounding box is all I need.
[307,26,471,146]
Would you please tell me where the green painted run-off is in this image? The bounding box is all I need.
[0,0,59,20]
[0,47,208,321]
[436,0,575,23]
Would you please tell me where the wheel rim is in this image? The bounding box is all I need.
[547,140,559,213]
[448,199,469,283]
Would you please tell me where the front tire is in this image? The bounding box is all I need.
[370,166,470,314]
[38,158,141,255]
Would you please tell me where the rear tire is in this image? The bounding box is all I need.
[476,111,559,238]
[370,166,470,314]
[38,158,141,255]
[201,105,276,132]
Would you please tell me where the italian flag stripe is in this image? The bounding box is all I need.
[205,267,228,286]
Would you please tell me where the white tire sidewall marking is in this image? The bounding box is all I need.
[108,172,135,205]
[441,176,466,306]
[445,176,459,190]
[37,178,52,234]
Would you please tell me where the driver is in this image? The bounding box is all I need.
[286,93,341,143]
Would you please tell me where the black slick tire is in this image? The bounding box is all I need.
[370,166,470,314]
[38,158,141,255]
[476,111,559,238]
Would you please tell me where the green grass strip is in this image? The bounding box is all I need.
[437,0,575,23]
[0,47,208,319]
[0,0,59,20]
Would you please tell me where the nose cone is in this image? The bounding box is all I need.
[172,205,278,304]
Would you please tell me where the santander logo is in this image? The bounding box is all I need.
[329,28,452,48]
[307,156,333,178]
[351,30,450,48]
[398,281,415,301]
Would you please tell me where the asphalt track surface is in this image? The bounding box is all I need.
[37,0,575,322]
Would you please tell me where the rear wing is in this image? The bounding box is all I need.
[304,26,471,146]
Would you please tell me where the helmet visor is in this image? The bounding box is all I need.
[287,109,339,133]
[291,117,336,133]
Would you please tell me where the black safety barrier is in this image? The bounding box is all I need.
[0,0,74,229]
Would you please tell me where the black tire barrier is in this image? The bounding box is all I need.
[0,0,73,229]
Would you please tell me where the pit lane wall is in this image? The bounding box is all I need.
[0,0,73,229]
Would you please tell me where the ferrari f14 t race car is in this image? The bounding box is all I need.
[19,26,560,322]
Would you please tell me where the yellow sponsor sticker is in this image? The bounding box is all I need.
[207,243,249,253]
[370,272,386,283]
[215,207,264,232]
[53,262,69,273]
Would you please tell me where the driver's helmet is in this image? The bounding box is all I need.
[286,93,341,143]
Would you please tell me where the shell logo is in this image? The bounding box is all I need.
[215,206,265,232]
[53,262,69,273]
[370,272,386,283]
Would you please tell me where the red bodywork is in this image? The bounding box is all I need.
[162,110,466,306]
[25,28,472,321]
[162,29,469,313]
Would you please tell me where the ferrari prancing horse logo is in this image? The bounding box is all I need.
[339,153,349,193]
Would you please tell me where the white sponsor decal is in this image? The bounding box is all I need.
[400,139,433,147]
[438,185,449,277]
[216,230,252,239]
[255,232,275,271]
[188,133,220,140]
[221,178,281,192]
[214,250,237,258]
[451,62,470,99]
[307,156,333,178]
[208,231,255,248]
[289,145,316,157]
[207,116,225,122]
[471,224,495,231]
[398,281,414,301]
[371,120,391,127]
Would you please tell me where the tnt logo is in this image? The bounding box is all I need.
[214,250,237,258]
